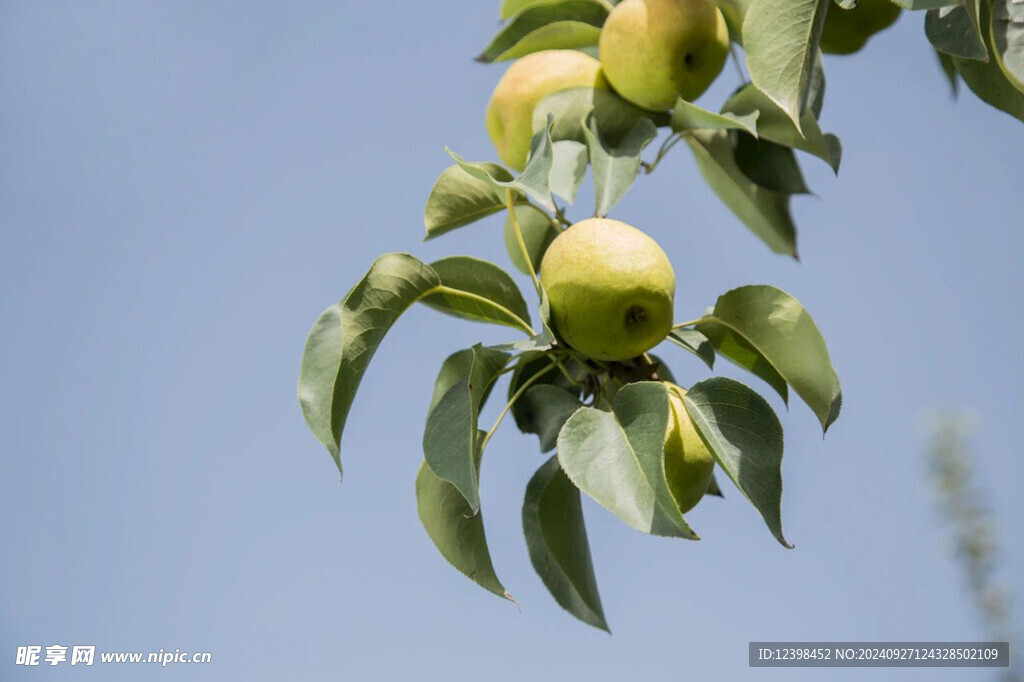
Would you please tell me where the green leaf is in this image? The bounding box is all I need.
[583,115,659,217]
[706,472,724,498]
[417,445,511,600]
[448,121,557,211]
[926,4,988,60]
[523,455,609,631]
[715,0,753,43]
[424,163,526,239]
[491,330,557,353]
[423,345,511,511]
[682,377,790,547]
[891,0,960,9]
[807,54,827,118]
[685,130,798,258]
[533,87,658,148]
[504,204,561,276]
[557,382,699,539]
[722,84,841,172]
[743,0,830,131]
[479,0,609,62]
[991,0,1024,90]
[695,318,789,403]
[511,354,581,432]
[954,0,1024,123]
[937,49,962,96]
[670,98,759,135]
[697,285,842,432]
[519,385,584,451]
[298,253,440,473]
[666,328,716,370]
[421,256,533,331]
[733,134,811,194]
[550,140,589,204]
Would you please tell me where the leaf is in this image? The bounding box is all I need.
[479,0,609,63]
[423,345,511,511]
[682,377,789,547]
[582,115,659,217]
[533,87,658,148]
[504,204,560,276]
[715,0,753,43]
[807,53,827,118]
[954,0,1024,123]
[666,328,716,370]
[511,354,581,432]
[743,0,830,131]
[519,385,584,451]
[448,121,556,211]
[557,382,699,539]
[550,140,589,204]
[670,98,759,135]
[733,134,811,194]
[937,49,962,96]
[685,130,798,258]
[421,256,532,330]
[722,84,841,172]
[501,0,565,20]
[991,0,1024,90]
[492,330,557,354]
[706,472,724,498]
[523,455,609,631]
[695,318,789,404]
[926,4,988,60]
[424,163,526,239]
[417,442,510,600]
[891,0,961,9]
[298,253,439,473]
[697,285,842,433]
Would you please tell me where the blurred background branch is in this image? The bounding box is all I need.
[926,411,1019,682]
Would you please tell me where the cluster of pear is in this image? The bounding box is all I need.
[541,218,714,513]
[483,0,737,510]
[486,0,731,171]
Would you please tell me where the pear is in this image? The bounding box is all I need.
[539,218,674,361]
[820,0,901,55]
[664,383,715,514]
[485,50,608,171]
[598,0,730,111]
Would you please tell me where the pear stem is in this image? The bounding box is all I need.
[506,191,543,297]
[671,317,707,330]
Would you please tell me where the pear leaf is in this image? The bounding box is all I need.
[523,455,609,631]
[557,381,699,539]
[682,377,790,547]
[298,254,440,474]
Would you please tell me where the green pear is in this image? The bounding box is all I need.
[664,384,715,514]
[598,0,730,111]
[486,50,608,171]
[539,218,674,361]
[820,0,901,55]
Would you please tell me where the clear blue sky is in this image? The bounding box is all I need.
[1,2,1021,680]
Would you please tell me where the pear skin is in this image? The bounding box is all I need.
[486,50,608,170]
[539,218,674,361]
[599,0,730,111]
[664,384,715,514]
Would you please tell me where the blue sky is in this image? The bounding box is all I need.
[1,2,1021,680]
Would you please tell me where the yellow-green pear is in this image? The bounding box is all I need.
[820,0,901,55]
[539,218,674,361]
[664,384,715,513]
[598,0,730,111]
[485,50,608,171]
